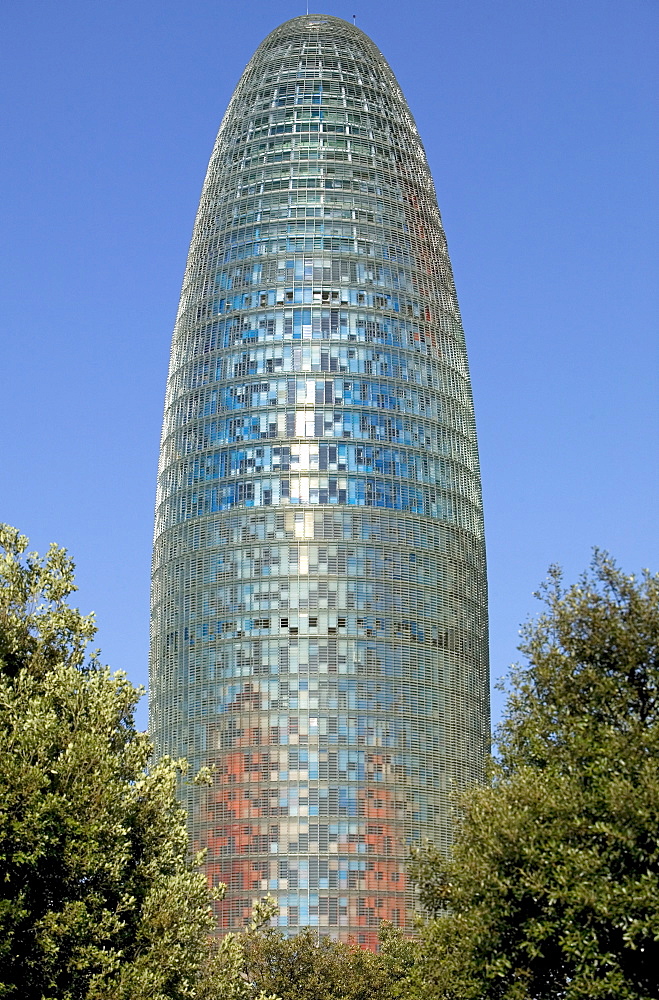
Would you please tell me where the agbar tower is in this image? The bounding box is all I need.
[150,14,488,945]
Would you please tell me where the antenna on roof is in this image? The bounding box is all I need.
[353,13,356,24]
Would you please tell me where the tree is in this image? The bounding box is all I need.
[241,921,416,1000]
[194,895,280,1000]
[0,525,217,999]
[410,553,659,999]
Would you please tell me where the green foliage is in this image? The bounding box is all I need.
[194,895,280,1000]
[411,553,659,999]
[0,526,216,999]
[241,920,416,1000]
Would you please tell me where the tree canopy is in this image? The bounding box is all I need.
[0,525,251,999]
[241,921,415,1000]
[411,553,659,999]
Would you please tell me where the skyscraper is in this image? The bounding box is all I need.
[150,15,488,945]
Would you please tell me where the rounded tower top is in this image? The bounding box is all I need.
[261,14,378,40]
[242,13,398,92]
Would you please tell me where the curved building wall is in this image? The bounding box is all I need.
[150,14,488,945]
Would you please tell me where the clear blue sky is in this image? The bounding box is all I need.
[2,0,657,732]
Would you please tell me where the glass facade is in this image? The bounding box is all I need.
[150,14,488,946]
